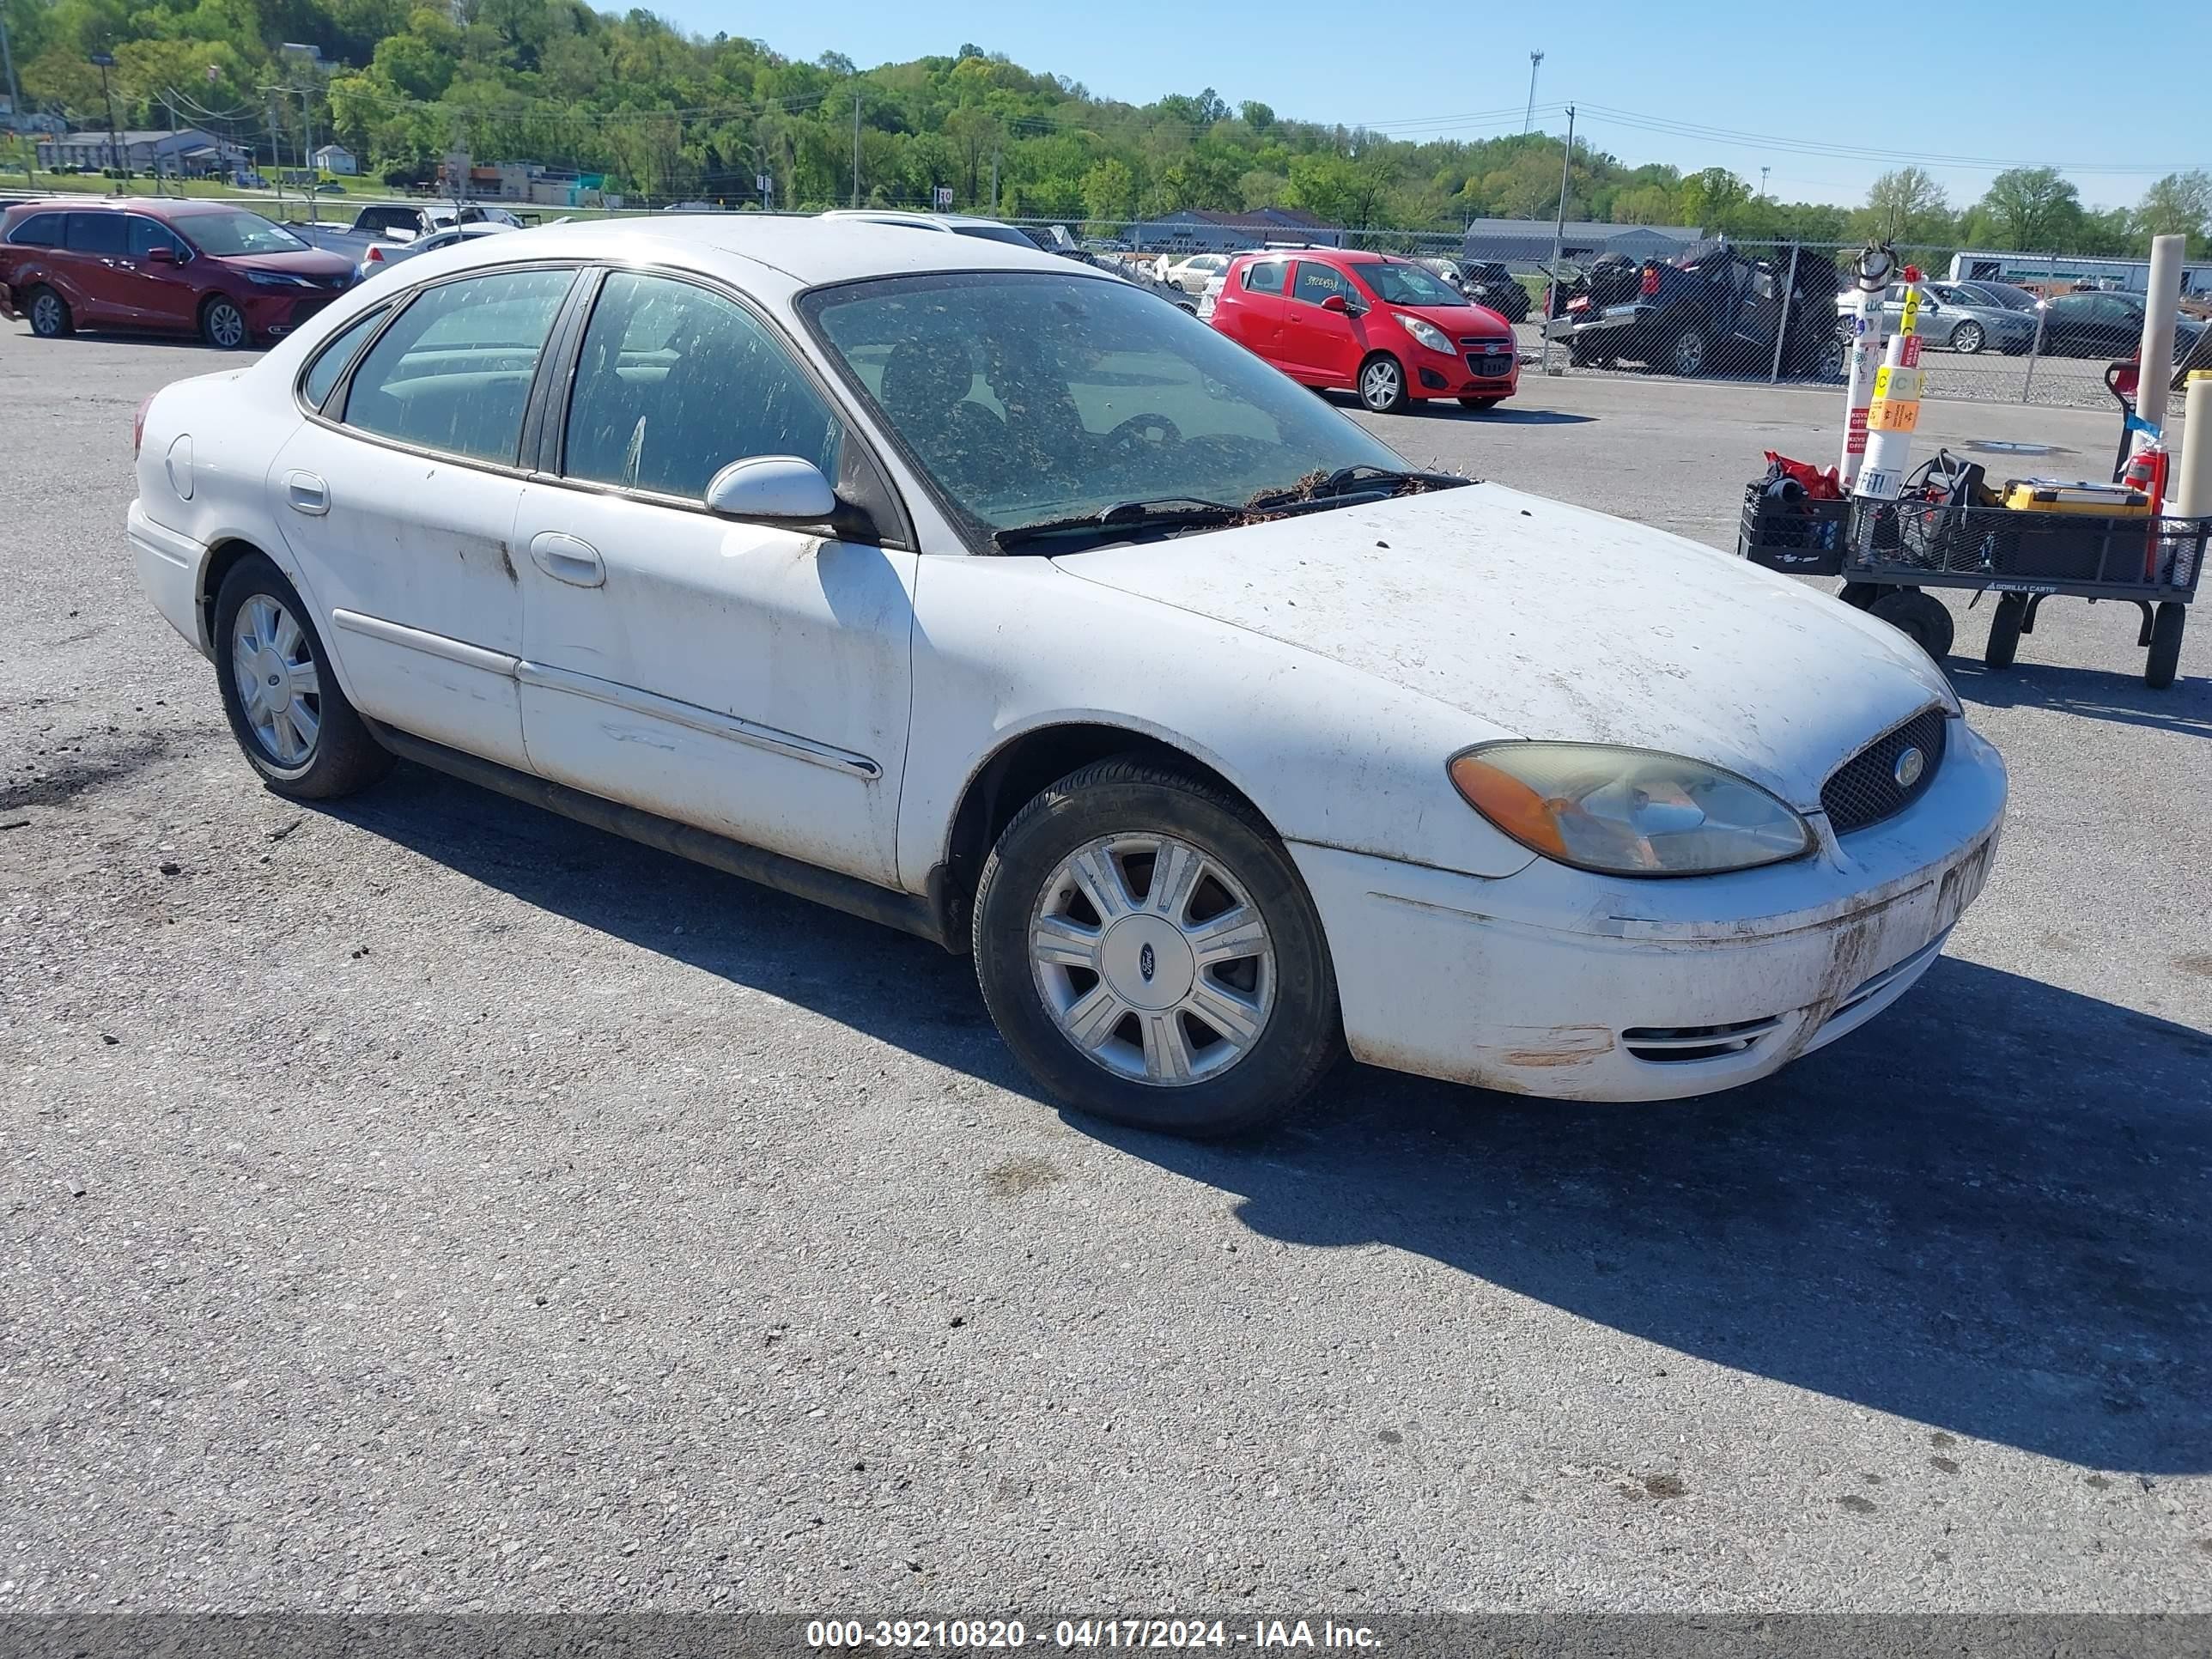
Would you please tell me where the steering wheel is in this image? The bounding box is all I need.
[1104,413,1182,454]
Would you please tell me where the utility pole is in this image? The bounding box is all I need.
[1523,51,1543,134]
[1543,104,1575,372]
[0,3,23,139]
[989,147,999,216]
[90,52,120,193]
[1759,165,1770,201]
[850,92,860,209]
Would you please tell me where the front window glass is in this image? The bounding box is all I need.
[564,271,841,498]
[127,216,186,260]
[1359,261,1462,307]
[1291,263,1351,307]
[342,268,574,464]
[179,211,308,256]
[804,270,1411,540]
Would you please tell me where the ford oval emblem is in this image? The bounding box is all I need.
[1893,746,1925,788]
[1139,942,1157,982]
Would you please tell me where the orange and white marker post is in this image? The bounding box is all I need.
[1838,246,1896,490]
[1855,267,1926,501]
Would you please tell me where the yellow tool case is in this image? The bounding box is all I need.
[2002,481,2152,515]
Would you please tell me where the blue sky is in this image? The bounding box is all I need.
[658,0,2209,213]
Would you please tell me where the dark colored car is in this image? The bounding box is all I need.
[0,198,358,348]
[1548,246,1845,380]
[2033,289,2205,361]
[1456,258,1531,324]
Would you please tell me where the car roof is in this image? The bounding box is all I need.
[388,213,1100,294]
[3,196,255,221]
[1229,246,1382,265]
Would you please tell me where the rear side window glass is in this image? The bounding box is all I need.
[301,307,388,410]
[66,213,127,256]
[8,212,66,246]
[563,270,841,498]
[340,268,574,465]
[1242,262,1286,295]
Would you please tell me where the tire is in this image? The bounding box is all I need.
[1984,592,2026,669]
[1669,324,1710,377]
[200,295,249,349]
[1458,396,1504,410]
[1837,581,1882,611]
[970,757,1342,1139]
[1814,331,1847,381]
[1357,352,1408,414]
[212,552,392,799]
[24,284,71,338]
[1869,587,1956,663]
[1949,319,1986,355]
[2145,601,2185,690]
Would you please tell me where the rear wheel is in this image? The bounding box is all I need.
[971,757,1341,1139]
[1869,587,1956,663]
[1357,353,1408,414]
[2145,601,2185,690]
[212,553,392,798]
[200,295,249,349]
[1984,592,2026,668]
[25,284,71,338]
[1837,581,1882,611]
[1669,324,1710,377]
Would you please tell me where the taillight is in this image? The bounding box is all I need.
[1641,265,1661,296]
[1566,295,1589,311]
[134,394,154,459]
[365,245,384,264]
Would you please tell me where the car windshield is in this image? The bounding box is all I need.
[181,210,307,256]
[805,270,1416,543]
[1359,262,1462,307]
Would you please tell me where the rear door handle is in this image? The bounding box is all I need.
[284,471,329,515]
[529,531,604,588]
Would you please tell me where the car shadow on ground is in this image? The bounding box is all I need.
[1947,656,2212,739]
[328,764,2212,1476]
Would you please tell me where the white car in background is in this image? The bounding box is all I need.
[1164,252,1231,295]
[355,219,511,283]
[125,217,2004,1138]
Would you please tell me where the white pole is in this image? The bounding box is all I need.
[1855,270,1927,501]
[2133,233,2185,454]
[1542,105,1573,376]
[2173,372,2212,520]
[1838,245,1896,489]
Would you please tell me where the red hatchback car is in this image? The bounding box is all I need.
[0,198,358,349]
[1210,247,1520,413]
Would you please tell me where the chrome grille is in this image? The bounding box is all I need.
[1820,707,1948,835]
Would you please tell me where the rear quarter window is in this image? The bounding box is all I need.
[7,212,67,247]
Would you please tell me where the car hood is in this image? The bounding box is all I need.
[1053,483,1956,812]
[220,248,357,279]
[1395,300,1516,336]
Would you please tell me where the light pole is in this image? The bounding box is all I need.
[89,51,120,193]
[1523,52,1544,134]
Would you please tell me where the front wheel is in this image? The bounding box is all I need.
[1669,325,1710,377]
[1357,353,1408,414]
[212,553,392,798]
[1949,319,1986,355]
[971,758,1341,1139]
[201,295,249,349]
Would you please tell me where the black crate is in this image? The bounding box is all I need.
[1738,486,1850,576]
[1846,502,2207,597]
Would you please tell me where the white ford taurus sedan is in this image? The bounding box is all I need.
[126,216,2005,1137]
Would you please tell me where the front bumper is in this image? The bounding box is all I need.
[1291,718,2007,1102]
[241,289,341,339]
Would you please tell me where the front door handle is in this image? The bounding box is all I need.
[284,471,329,515]
[529,531,605,588]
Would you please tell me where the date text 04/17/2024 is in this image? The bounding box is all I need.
[805,1620,1383,1650]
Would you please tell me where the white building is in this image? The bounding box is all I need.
[312,143,357,175]
[36,127,248,175]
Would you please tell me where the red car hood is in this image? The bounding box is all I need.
[1395,300,1516,336]
[222,249,356,279]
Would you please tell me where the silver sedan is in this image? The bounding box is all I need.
[1835,281,2039,355]
[355,221,513,283]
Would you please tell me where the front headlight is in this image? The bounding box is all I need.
[247,270,313,289]
[1449,742,1813,877]
[1398,314,1453,353]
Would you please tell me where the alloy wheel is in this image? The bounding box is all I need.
[230,593,321,767]
[1673,330,1705,375]
[31,292,64,337]
[1360,359,1401,410]
[1953,321,1984,355]
[206,301,246,349]
[1028,833,1275,1087]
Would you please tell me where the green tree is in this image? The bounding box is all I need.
[1079,156,1133,222]
[2136,169,2211,254]
[1679,166,1750,232]
[1972,166,2081,251]
[1856,167,1951,244]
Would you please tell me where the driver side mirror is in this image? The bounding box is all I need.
[145,245,175,264]
[705,455,839,523]
[1321,293,1357,315]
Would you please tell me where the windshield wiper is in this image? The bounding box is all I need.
[992,497,1250,554]
[1245,465,1468,511]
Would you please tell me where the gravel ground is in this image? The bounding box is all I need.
[3,327,2209,1616]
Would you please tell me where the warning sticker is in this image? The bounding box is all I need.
[1868,399,1922,432]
